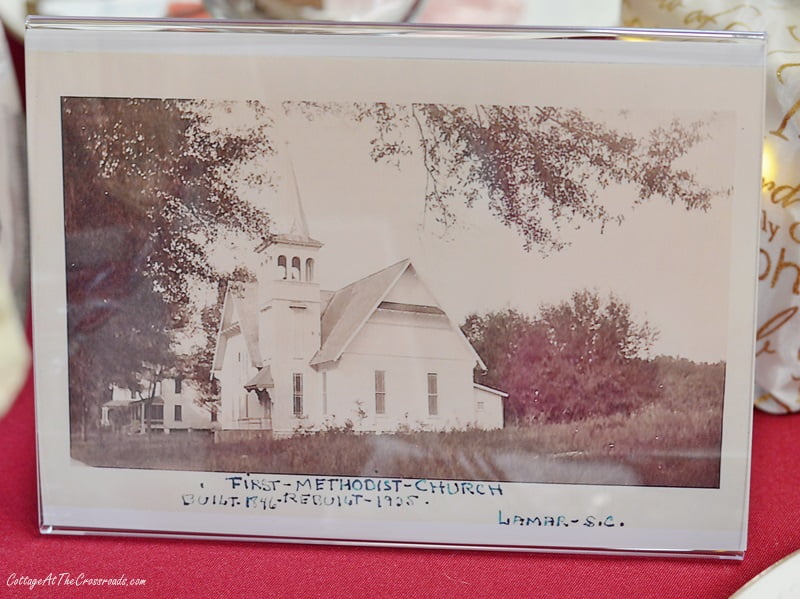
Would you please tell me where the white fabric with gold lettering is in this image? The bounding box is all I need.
[624,0,800,413]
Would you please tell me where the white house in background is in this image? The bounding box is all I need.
[100,378,216,433]
[210,160,505,439]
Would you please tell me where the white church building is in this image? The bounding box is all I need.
[211,164,505,439]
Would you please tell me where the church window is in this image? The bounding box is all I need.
[306,258,315,282]
[277,255,287,279]
[174,405,182,421]
[293,373,304,416]
[174,378,182,394]
[427,373,438,416]
[291,256,301,280]
[375,371,386,415]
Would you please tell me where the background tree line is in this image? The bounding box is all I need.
[461,291,725,424]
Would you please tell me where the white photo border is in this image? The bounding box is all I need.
[27,20,765,557]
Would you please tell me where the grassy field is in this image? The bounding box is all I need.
[72,399,721,488]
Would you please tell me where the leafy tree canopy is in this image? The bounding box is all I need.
[463,291,661,423]
[288,101,724,254]
[62,98,274,435]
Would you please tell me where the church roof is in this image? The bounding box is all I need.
[231,282,263,369]
[212,281,262,373]
[310,259,410,367]
[244,366,275,391]
[271,232,323,248]
[213,256,487,375]
[473,383,509,398]
[320,290,335,313]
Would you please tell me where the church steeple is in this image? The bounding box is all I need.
[253,140,324,427]
[280,148,312,241]
[270,141,322,248]
[257,141,323,290]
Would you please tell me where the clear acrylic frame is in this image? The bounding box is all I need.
[27,18,765,558]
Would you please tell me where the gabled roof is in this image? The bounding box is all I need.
[310,259,411,367]
[233,284,262,369]
[211,281,262,372]
[320,290,334,314]
[212,258,487,374]
[310,259,486,371]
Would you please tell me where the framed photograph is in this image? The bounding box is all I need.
[27,19,765,557]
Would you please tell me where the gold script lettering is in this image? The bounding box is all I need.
[790,222,800,244]
[723,22,753,31]
[771,247,800,294]
[758,306,798,340]
[756,307,798,357]
[770,182,800,208]
[777,63,800,85]
[658,0,683,11]
[683,5,760,28]
[770,97,800,141]
[759,248,771,280]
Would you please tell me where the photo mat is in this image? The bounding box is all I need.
[28,21,765,556]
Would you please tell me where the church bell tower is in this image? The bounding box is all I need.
[255,145,323,429]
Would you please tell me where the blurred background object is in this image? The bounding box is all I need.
[0,0,209,38]
[0,30,29,418]
[204,0,425,22]
[731,548,800,598]
[420,0,620,26]
[0,0,622,39]
[202,0,621,24]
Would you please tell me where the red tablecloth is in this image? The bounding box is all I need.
[3,24,799,599]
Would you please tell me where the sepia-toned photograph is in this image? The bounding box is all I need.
[26,22,765,556]
[64,96,736,488]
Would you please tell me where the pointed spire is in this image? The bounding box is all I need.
[271,140,322,248]
[280,141,312,240]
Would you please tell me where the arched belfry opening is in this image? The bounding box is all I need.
[306,258,315,282]
[291,256,302,280]
[277,255,287,280]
